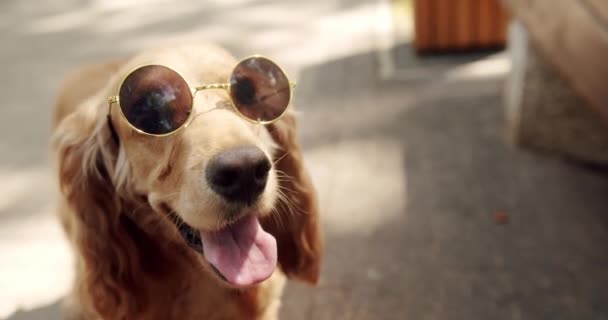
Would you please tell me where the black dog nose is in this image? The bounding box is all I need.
[206,146,271,204]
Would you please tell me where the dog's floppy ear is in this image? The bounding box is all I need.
[54,96,153,319]
[262,112,323,284]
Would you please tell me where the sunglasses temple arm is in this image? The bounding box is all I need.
[106,96,121,146]
[107,96,118,111]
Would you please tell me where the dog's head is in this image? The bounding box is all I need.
[53,44,322,317]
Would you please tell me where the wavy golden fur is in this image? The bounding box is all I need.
[52,43,322,320]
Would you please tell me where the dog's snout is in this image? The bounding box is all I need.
[206,146,271,204]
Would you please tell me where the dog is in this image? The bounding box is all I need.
[51,43,322,319]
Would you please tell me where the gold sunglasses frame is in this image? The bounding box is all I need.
[107,55,296,138]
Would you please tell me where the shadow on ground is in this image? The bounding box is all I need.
[279,49,608,320]
[0,0,373,171]
[2,1,607,319]
[0,1,383,316]
[2,301,62,320]
[5,46,608,320]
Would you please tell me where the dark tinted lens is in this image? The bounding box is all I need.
[118,65,192,135]
[229,57,290,122]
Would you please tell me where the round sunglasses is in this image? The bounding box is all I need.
[107,56,295,137]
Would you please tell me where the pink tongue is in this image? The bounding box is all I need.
[200,215,277,287]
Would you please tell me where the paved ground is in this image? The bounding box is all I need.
[1,1,608,319]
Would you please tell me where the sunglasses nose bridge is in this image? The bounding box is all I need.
[189,85,236,122]
[192,83,231,110]
[194,83,230,93]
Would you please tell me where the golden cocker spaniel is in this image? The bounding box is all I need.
[52,43,322,320]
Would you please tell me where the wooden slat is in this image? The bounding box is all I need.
[470,0,482,47]
[495,2,509,44]
[455,0,476,49]
[414,0,508,52]
[414,0,433,51]
[497,1,510,44]
[477,0,495,46]
[436,1,454,49]
[488,0,502,45]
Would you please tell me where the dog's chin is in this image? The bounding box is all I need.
[170,206,278,288]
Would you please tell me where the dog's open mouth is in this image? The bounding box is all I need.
[171,212,277,287]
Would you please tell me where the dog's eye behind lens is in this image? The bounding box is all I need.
[119,65,192,135]
[232,76,257,107]
[230,57,290,122]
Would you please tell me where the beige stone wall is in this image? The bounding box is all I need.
[502,0,608,122]
[505,22,608,164]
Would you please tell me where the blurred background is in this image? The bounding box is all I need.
[1,0,608,319]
